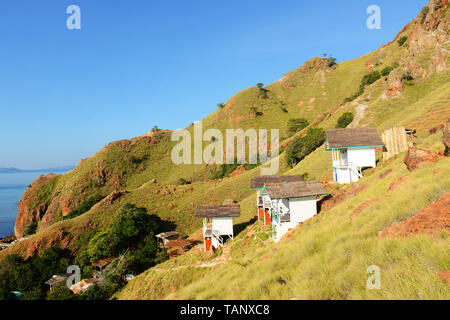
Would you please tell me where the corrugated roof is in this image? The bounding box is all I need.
[250,175,304,189]
[265,181,328,199]
[156,231,180,239]
[326,128,384,149]
[195,205,241,218]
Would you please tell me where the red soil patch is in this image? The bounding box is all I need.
[230,165,246,177]
[350,197,387,219]
[387,176,409,193]
[379,169,393,179]
[378,192,450,238]
[320,184,368,212]
[438,271,450,285]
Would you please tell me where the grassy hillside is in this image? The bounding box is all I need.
[1,0,449,300]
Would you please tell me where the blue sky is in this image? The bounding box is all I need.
[0,0,427,169]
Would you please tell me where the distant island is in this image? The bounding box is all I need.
[0,166,74,174]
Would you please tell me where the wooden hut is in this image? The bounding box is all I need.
[195,205,240,251]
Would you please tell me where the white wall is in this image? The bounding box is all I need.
[347,147,376,168]
[212,217,234,236]
[289,196,317,224]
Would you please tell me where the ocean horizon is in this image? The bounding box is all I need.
[0,171,67,239]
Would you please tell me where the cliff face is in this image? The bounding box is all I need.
[14,174,59,238]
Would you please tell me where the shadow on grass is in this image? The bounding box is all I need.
[234,216,258,237]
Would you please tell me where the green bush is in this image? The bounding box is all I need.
[24,224,37,236]
[286,128,326,167]
[64,194,105,220]
[381,66,394,76]
[344,71,381,103]
[420,6,429,24]
[397,36,408,46]
[217,103,225,109]
[0,248,74,300]
[336,112,354,128]
[287,118,309,135]
[177,178,191,185]
[46,281,78,300]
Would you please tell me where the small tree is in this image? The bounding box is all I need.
[287,118,309,135]
[217,103,225,109]
[397,36,408,46]
[336,112,354,128]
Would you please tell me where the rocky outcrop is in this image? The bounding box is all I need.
[443,118,450,156]
[404,147,442,171]
[14,174,59,238]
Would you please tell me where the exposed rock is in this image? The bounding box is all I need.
[403,147,442,171]
[385,69,404,97]
[101,190,126,206]
[443,118,450,156]
[230,165,246,177]
[378,192,450,238]
[14,174,58,238]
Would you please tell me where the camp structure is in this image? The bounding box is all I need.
[250,175,305,224]
[325,128,384,184]
[259,180,328,242]
[195,205,240,251]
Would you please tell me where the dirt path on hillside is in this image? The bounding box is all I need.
[349,104,369,128]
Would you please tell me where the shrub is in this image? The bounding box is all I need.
[381,66,394,76]
[250,107,263,117]
[402,71,414,81]
[177,178,191,185]
[397,36,408,46]
[217,103,225,109]
[344,71,381,102]
[336,112,354,128]
[46,281,78,300]
[64,194,104,220]
[286,128,326,167]
[327,56,337,67]
[420,6,429,24]
[24,224,37,236]
[287,118,309,135]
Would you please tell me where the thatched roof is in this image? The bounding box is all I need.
[326,128,384,149]
[265,181,328,199]
[250,175,304,189]
[195,205,241,218]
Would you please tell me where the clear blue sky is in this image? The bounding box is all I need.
[0,0,427,169]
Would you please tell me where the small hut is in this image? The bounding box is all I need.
[155,231,181,248]
[260,180,328,242]
[250,176,305,222]
[45,273,72,291]
[195,205,240,251]
[325,128,384,184]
